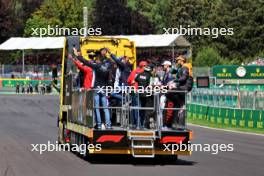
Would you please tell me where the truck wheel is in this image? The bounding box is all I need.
[168,155,178,162]
[58,120,66,144]
[80,135,90,160]
[62,121,67,142]
[70,132,78,154]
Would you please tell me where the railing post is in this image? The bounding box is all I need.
[42,65,45,78]
[2,64,4,76]
[253,91,257,110]
[237,90,241,109]
[22,50,25,76]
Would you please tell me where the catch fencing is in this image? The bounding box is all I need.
[0,64,61,79]
[187,88,264,129]
[188,88,264,110]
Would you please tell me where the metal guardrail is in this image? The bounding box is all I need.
[67,88,188,130]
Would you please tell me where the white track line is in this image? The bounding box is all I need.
[187,123,264,137]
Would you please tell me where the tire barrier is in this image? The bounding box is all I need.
[187,103,264,129]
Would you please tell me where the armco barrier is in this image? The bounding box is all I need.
[187,103,264,129]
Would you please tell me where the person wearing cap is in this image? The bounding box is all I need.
[159,60,173,127]
[127,61,147,88]
[127,61,148,129]
[164,55,193,129]
[174,55,193,91]
[161,60,173,86]
[134,65,152,129]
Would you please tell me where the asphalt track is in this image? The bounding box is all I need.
[0,95,263,176]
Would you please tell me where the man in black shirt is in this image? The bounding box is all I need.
[135,66,152,129]
[108,50,132,86]
[73,48,112,129]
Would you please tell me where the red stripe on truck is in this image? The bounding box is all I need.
[96,135,124,143]
[160,136,186,144]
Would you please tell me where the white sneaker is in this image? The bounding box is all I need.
[162,126,172,130]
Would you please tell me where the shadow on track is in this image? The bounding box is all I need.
[82,155,196,166]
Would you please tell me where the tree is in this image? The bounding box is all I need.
[194,47,223,66]
[205,0,264,62]
[0,0,17,43]
[0,0,43,42]
[165,0,211,58]
[24,0,84,36]
[92,0,154,35]
[128,0,172,33]
[14,0,43,35]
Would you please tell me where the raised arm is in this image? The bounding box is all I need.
[72,47,97,69]
[72,59,88,72]
[76,55,99,70]
[110,53,126,70]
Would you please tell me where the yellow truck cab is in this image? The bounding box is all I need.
[58,36,192,159]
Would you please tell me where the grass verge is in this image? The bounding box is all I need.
[187,118,264,134]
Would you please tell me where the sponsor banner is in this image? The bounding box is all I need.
[188,103,264,129]
[212,65,264,79]
[0,79,53,88]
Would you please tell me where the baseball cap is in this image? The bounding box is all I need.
[139,61,148,67]
[162,61,172,66]
[176,55,186,61]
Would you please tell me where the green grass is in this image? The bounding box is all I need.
[187,118,264,134]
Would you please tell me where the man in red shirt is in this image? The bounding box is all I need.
[127,61,148,89]
[127,61,148,129]
[68,54,93,89]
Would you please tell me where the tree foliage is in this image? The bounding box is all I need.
[24,0,84,36]
[0,0,17,43]
[194,47,223,67]
[92,0,154,35]
[128,0,264,65]
[1,0,264,65]
[206,0,264,62]
[128,0,172,33]
[0,0,43,42]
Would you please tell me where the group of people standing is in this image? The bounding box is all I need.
[15,83,51,94]
[68,48,193,130]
